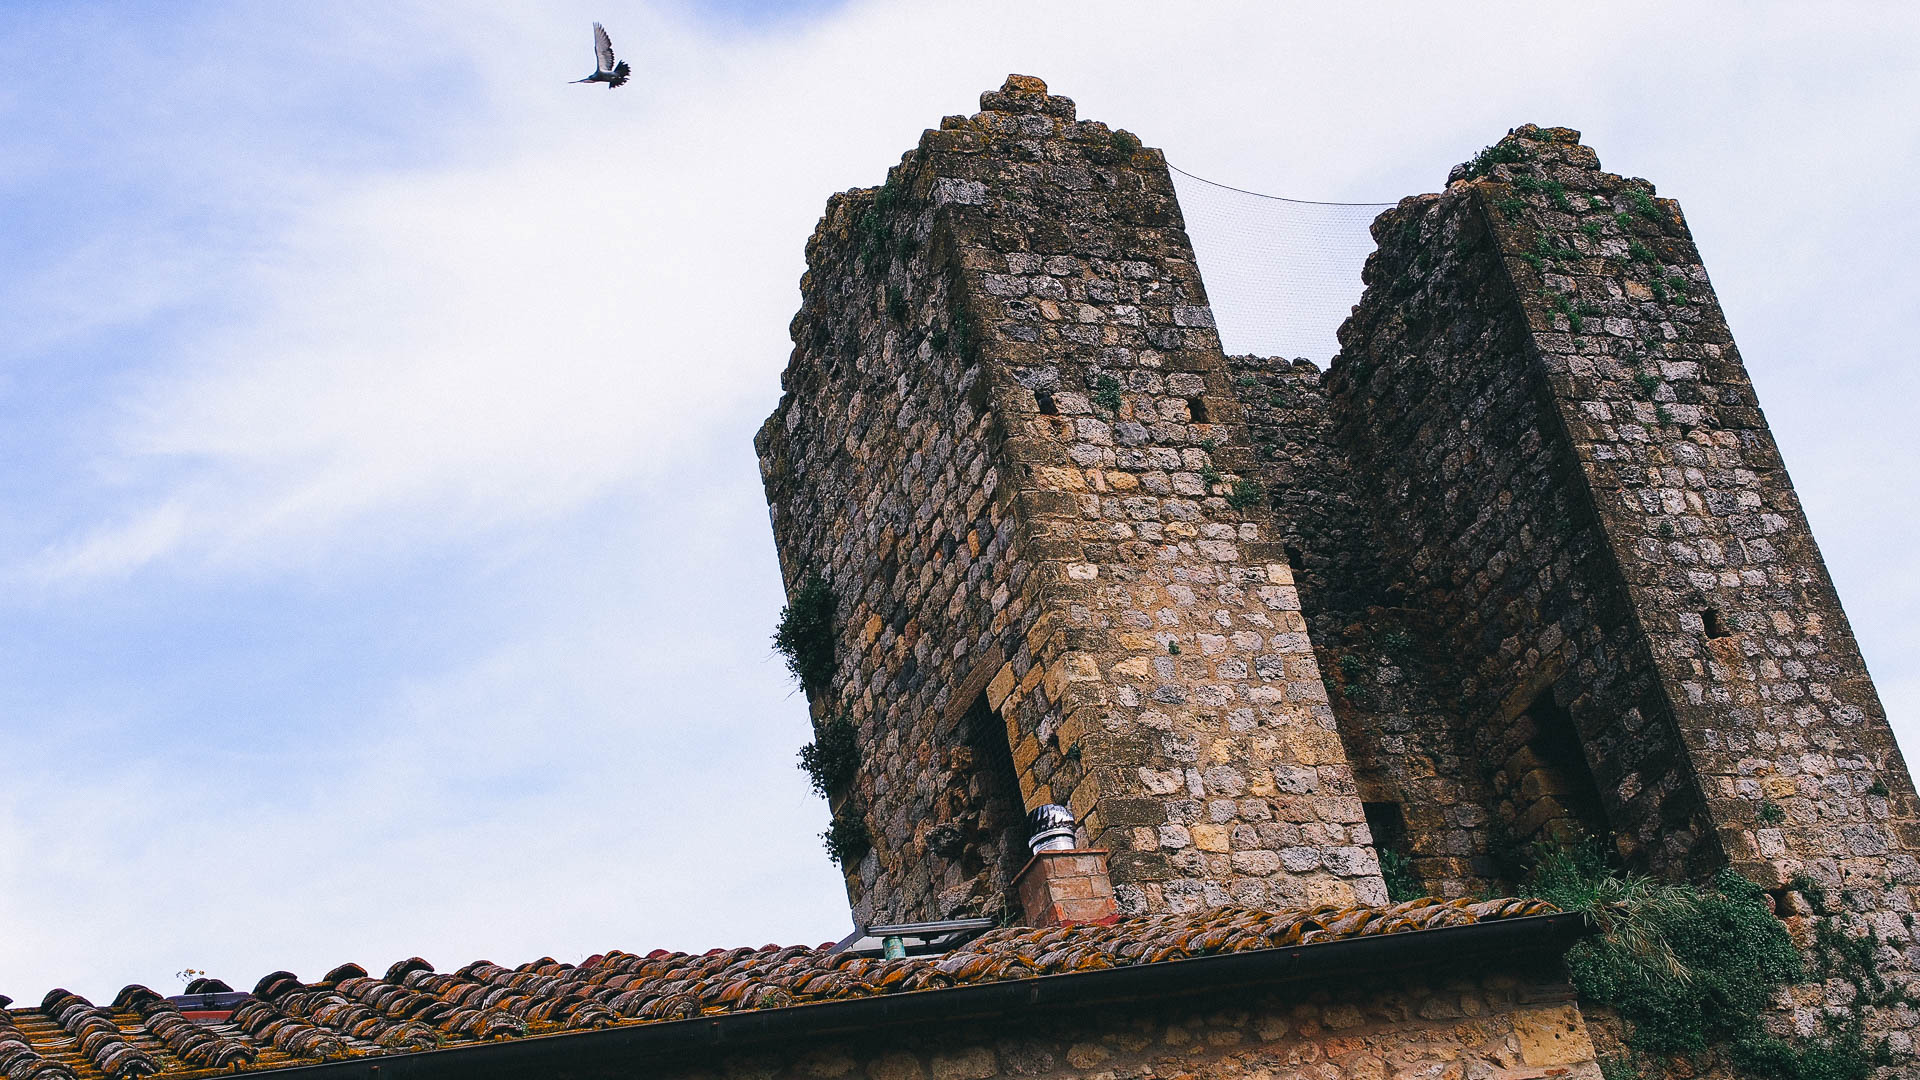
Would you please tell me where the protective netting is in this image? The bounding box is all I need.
[1168,164,1395,363]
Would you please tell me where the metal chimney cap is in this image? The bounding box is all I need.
[1026,803,1077,854]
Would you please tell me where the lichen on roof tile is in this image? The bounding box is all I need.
[0,896,1558,1078]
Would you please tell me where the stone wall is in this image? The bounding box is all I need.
[1282,123,1920,1064]
[1315,134,1717,884]
[1458,126,1917,911]
[759,76,1385,927]
[632,966,1599,1080]
[1227,355,1502,899]
[755,119,1039,926]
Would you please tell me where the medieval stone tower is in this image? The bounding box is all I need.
[756,74,1918,955]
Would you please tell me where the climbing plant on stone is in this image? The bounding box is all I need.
[772,574,836,691]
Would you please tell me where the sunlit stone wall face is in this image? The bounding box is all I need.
[758,76,1381,927]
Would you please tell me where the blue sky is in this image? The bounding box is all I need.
[2,1,1916,1001]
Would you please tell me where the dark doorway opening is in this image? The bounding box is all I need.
[962,692,1029,871]
[1520,691,1611,844]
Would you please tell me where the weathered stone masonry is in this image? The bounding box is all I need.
[1230,353,1504,900]
[1228,124,1920,1060]
[759,76,1382,928]
[760,83,1920,1061]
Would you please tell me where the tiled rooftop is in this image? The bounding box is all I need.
[0,897,1559,1079]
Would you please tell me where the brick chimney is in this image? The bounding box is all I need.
[1011,804,1118,926]
[1013,849,1119,927]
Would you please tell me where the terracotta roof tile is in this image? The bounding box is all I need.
[0,896,1558,1078]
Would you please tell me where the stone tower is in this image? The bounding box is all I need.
[756,76,1381,928]
[758,78,1917,969]
[1242,125,1916,918]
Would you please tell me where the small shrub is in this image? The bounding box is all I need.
[1496,196,1528,220]
[1629,239,1656,263]
[1521,839,1901,1077]
[1227,478,1265,511]
[773,575,837,690]
[1199,464,1223,491]
[949,310,977,361]
[1464,140,1528,178]
[823,808,871,867]
[1627,188,1662,220]
[885,283,906,323]
[1580,221,1602,241]
[856,179,901,271]
[1514,175,1570,210]
[1733,1026,1883,1080]
[1527,232,1576,273]
[798,712,860,797]
[1525,845,1801,1059]
[1655,405,1674,425]
[1337,653,1366,680]
[1111,129,1142,155]
[1633,371,1662,397]
[1553,295,1583,334]
[1377,629,1415,656]
[1758,801,1787,825]
[1868,779,1891,797]
[1377,847,1425,903]
[1167,641,1181,655]
[1598,1056,1643,1080]
[1092,373,1124,413]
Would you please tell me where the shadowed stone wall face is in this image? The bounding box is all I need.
[1260,124,1919,1058]
[1339,124,1920,895]
[1311,136,1720,884]
[1227,355,1504,899]
[759,77,1384,927]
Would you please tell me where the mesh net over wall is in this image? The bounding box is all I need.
[1168,164,1395,363]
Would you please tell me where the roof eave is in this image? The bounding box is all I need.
[243,912,1591,1080]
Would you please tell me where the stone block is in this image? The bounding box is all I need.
[1513,1003,1595,1067]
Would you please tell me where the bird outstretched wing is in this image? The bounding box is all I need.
[593,22,617,73]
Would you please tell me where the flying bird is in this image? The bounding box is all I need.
[572,22,631,88]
